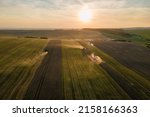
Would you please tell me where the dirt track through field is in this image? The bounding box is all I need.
[24,40,63,100]
[94,40,150,79]
[100,63,150,99]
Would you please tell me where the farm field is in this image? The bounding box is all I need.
[24,40,62,100]
[0,29,150,100]
[93,40,150,79]
[0,37,47,99]
[92,28,150,48]
[80,40,150,99]
[62,40,130,99]
[125,29,150,39]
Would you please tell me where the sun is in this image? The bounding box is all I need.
[79,9,92,23]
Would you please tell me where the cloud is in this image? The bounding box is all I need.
[0,0,150,10]
[0,0,150,28]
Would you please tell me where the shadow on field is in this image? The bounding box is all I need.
[24,40,63,100]
[100,63,150,100]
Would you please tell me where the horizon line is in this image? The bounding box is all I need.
[0,26,150,30]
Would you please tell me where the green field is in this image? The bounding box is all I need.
[0,37,47,99]
[0,29,150,100]
[95,29,150,47]
[62,40,130,99]
[126,29,150,39]
[80,40,150,99]
[125,29,150,48]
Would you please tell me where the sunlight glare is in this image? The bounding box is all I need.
[79,9,92,23]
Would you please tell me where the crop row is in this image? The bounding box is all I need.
[62,40,130,99]
[0,38,47,99]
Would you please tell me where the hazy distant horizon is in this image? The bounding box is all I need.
[0,26,150,30]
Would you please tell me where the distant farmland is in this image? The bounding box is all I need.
[0,29,150,100]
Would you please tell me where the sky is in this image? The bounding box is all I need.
[0,0,150,29]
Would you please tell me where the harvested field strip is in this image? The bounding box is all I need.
[62,40,130,100]
[80,41,150,99]
[37,40,62,100]
[24,55,50,99]
[101,63,149,99]
[0,38,47,99]
[24,40,63,100]
[93,40,150,79]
